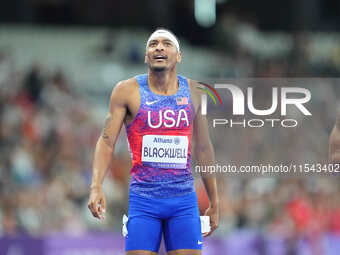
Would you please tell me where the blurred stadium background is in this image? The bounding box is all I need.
[1,0,340,254]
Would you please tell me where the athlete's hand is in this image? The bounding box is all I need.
[88,187,106,220]
[203,206,219,237]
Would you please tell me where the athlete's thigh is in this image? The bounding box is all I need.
[163,215,202,252]
[127,250,158,255]
[126,192,163,253]
[167,249,201,255]
[163,192,202,253]
[126,215,162,252]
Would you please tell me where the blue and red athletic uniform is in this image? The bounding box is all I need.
[124,74,202,252]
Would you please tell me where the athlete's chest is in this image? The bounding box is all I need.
[125,75,196,129]
[143,96,193,129]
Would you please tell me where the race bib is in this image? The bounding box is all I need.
[141,135,188,169]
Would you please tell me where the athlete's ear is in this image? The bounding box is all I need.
[176,51,182,63]
[144,55,148,64]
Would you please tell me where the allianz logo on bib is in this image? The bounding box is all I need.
[152,137,182,144]
[147,109,189,128]
[153,137,173,143]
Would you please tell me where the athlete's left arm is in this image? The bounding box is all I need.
[190,80,219,237]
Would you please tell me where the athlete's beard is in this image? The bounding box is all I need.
[151,66,167,72]
[150,66,167,73]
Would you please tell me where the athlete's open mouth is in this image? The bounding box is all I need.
[153,55,168,60]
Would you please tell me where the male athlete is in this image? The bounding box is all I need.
[88,29,219,255]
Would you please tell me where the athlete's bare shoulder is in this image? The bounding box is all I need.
[188,79,207,97]
[112,77,139,97]
[188,79,206,114]
[110,77,139,105]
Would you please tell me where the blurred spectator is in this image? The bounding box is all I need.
[23,63,44,104]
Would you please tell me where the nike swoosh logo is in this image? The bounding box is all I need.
[146,100,160,105]
[198,240,203,245]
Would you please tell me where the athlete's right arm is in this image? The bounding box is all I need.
[88,82,128,220]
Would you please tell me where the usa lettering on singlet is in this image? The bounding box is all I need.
[125,74,195,198]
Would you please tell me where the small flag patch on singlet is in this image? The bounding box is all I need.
[176,97,188,105]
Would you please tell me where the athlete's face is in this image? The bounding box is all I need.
[329,114,340,163]
[145,37,181,72]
